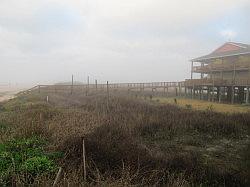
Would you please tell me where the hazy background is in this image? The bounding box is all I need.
[0,0,250,87]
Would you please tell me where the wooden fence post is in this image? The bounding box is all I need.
[71,75,74,95]
[82,139,87,181]
[167,84,169,96]
[107,81,109,109]
[163,82,166,95]
[53,167,62,186]
[95,80,98,91]
[86,76,89,96]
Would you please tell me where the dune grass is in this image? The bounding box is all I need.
[0,92,249,186]
[153,97,250,113]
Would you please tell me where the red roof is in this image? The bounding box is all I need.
[213,43,243,54]
[192,42,250,62]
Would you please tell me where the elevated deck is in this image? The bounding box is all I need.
[184,78,250,87]
[193,63,250,73]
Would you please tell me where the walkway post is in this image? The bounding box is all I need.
[71,74,74,94]
[86,76,89,96]
[246,87,249,104]
[107,81,109,109]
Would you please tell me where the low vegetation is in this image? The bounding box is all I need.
[0,92,249,186]
[0,137,60,185]
[154,97,250,113]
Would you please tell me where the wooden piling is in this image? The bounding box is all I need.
[192,84,195,99]
[201,86,204,100]
[166,84,169,96]
[246,87,249,104]
[178,82,181,96]
[231,86,235,104]
[218,87,222,103]
[207,87,210,101]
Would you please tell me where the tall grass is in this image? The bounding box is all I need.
[0,92,249,186]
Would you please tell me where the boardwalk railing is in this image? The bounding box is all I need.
[19,81,185,95]
[193,62,250,73]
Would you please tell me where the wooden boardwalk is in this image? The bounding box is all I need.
[20,81,185,96]
[19,78,250,104]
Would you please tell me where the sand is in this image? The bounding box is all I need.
[0,85,29,103]
[0,94,15,102]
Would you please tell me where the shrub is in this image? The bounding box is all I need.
[0,137,60,185]
[21,156,56,175]
[1,92,249,186]
[186,104,192,109]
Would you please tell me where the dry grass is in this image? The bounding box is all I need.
[154,97,250,113]
[0,92,249,186]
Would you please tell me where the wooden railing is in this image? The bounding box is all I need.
[19,81,186,95]
[18,79,250,96]
[184,78,250,87]
[193,63,250,73]
[184,78,226,87]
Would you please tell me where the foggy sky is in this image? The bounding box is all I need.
[0,0,250,85]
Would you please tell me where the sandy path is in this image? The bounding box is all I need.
[0,94,15,102]
[0,92,16,102]
[0,85,30,103]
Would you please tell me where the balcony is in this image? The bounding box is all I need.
[184,78,250,87]
[193,63,250,73]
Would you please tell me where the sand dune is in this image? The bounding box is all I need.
[0,86,28,102]
[0,94,15,102]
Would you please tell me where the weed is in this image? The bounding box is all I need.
[0,137,60,185]
[186,104,192,109]
[0,92,249,186]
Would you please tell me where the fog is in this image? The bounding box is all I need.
[0,0,250,86]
